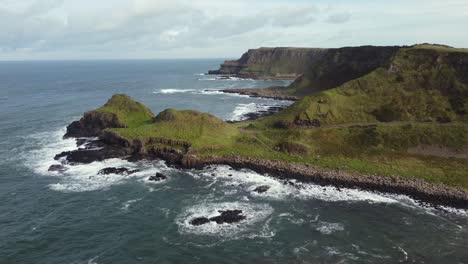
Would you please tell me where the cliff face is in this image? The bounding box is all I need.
[265,47,468,126]
[209,47,328,79]
[288,46,401,96]
[209,46,400,91]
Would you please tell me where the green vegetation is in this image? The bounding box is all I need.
[96,94,155,127]
[269,47,468,126]
[93,45,468,190]
[111,108,239,149]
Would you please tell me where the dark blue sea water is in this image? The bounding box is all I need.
[0,60,467,264]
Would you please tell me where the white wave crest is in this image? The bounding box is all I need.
[155,89,196,94]
[229,103,271,121]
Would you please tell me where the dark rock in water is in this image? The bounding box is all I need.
[148,172,167,182]
[209,210,246,224]
[189,210,246,226]
[48,164,67,172]
[54,146,130,164]
[253,185,270,193]
[77,138,107,150]
[98,167,140,175]
[190,217,211,226]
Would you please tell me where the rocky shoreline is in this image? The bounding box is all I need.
[52,134,468,209]
[220,86,299,101]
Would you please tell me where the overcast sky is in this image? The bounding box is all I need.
[1,0,467,60]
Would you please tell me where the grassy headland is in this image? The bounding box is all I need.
[69,45,468,196]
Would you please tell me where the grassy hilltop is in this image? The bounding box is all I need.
[80,45,468,190]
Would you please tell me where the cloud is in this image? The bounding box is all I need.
[326,12,351,24]
[0,0,467,59]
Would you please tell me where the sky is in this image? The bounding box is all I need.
[1,0,467,60]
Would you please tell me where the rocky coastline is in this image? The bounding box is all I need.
[220,86,299,101]
[52,119,468,209]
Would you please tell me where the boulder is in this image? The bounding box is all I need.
[98,167,140,175]
[48,164,67,173]
[253,185,270,193]
[209,210,246,224]
[148,172,167,182]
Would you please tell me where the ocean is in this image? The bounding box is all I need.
[0,60,467,264]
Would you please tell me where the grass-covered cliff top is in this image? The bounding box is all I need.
[95,94,155,127]
[110,107,238,149]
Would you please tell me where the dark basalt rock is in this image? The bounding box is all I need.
[209,210,246,224]
[54,146,130,164]
[189,217,211,226]
[253,185,270,193]
[189,210,246,226]
[148,172,167,182]
[77,138,107,150]
[98,167,140,175]
[48,164,67,172]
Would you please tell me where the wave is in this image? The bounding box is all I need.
[23,127,172,192]
[228,103,272,122]
[156,89,196,94]
[153,88,250,98]
[192,165,468,216]
[198,76,254,81]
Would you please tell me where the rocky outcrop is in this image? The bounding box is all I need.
[64,111,125,138]
[98,167,140,175]
[190,210,247,226]
[220,86,299,101]
[148,173,168,182]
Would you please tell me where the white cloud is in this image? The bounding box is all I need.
[0,0,467,59]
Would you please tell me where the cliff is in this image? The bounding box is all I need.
[208,47,327,79]
[208,46,400,84]
[264,46,468,127]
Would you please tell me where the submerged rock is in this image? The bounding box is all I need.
[48,164,67,173]
[98,167,140,175]
[253,185,270,194]
[148,172,167,182]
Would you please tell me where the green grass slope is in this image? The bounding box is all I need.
[96,94,155,127]
[267,47,468,126]
[111,108,239,149]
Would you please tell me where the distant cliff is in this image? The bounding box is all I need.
[209,46,400,87]
[208,47,327,80]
